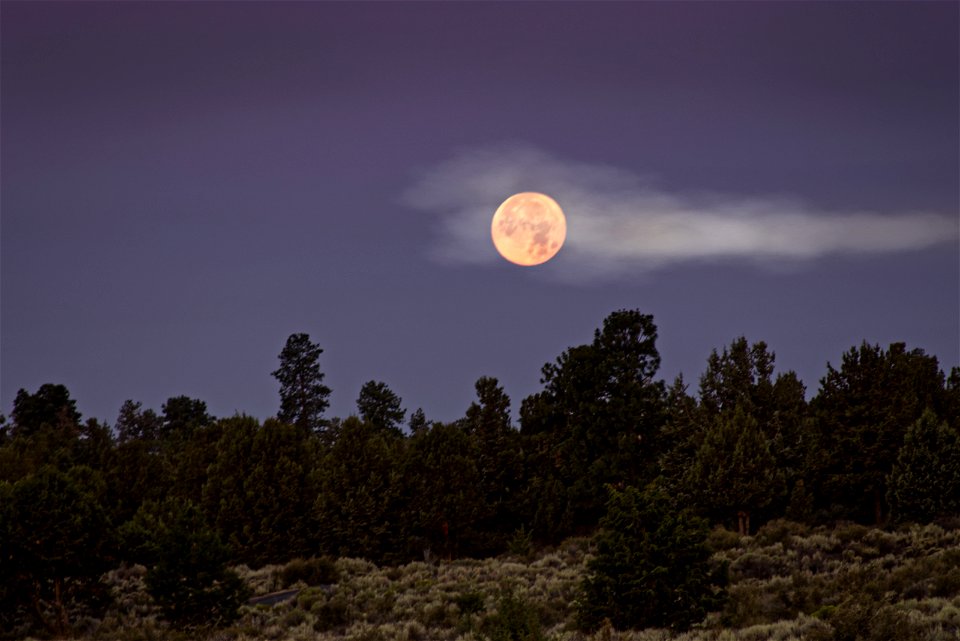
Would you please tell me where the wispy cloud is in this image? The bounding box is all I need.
[403,144,958,280]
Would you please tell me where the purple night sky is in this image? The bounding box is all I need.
[3,2,958,426]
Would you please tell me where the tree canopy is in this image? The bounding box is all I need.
[1,312,956,637]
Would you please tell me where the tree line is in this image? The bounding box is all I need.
[1,310,958,636]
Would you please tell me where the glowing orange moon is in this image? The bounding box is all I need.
[491,192,567,266]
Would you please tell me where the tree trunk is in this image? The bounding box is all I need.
[874,487,884,526]
[30,581,57,637]
[54,577,69,638]
[737,510,750,536]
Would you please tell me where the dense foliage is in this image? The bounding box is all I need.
[1,310,957,638]
[578,484,725,631]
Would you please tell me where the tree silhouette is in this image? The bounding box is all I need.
[272,333,331,434]
[11,384,81,438]
[685,407,784,534]
[887,409,960,522]
[357,380,405,434]
[813,341,947,523]
[578,483,725,632]
[520,310,665,534]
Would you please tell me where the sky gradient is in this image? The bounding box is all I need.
[3,2,958,426]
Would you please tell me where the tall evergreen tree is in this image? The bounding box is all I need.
[657,374,702,498]
[203,416,316,565]
[887,409,960,523]
[115,400,162,444]
[402,421,485,560]
[408,408,428,434]
[699,338,775,418]
[461,377,522,554]
[356,380,405,434]
[160,395,213,442]
[577,483,725,632]
[120,498,247,627]
[1,466,112,637]
[313,417,404,563]
[813,341,947,523]
[10,384,81,438]
[695,338,808,525]
[1,385,85,481]
[684,408,784,534]
[272,333,332,434]
[520,310,665,536]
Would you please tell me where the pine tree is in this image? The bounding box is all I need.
[272,333,332,434]
[460,377,522,554]
[402,421,485,560]
[2,466,112,637]
[120,498,248,627]
[685,407,785,534]
[201,417,316,565]
[409,408,428,434]
[313,417,405,562]
[357,380,405,434]
[578,483,725,632]
[813,341,947,523]
[519,310,665,535]
[887,409,960,522]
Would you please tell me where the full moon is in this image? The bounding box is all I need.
[491,192,567,266]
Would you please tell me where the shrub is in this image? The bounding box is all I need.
[729,551,784,581]
[313,592,352,632]
[282,607,306,628]
[280,556,339,588]
[707,526,743,552]
[754,519,809,547]
[403,620,427,640]
[828,594,880,641]
[861,528,902,557]
[833,522,869,545]
[481,587,547,641]
[454,590,486,616]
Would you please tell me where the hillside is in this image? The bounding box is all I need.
[91,519,960,641]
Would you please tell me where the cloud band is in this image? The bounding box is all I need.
[403,144,958,280]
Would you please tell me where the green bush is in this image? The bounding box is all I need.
[480,588,547,641]
[754,519,809,547]
[454,590,486,616]
[729,550,784,580]
[280,556,338,587]
[312,592,352,632]
[282,607,306,628]
[707,526,742,552]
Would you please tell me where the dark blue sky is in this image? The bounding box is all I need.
[3,2,957,426]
